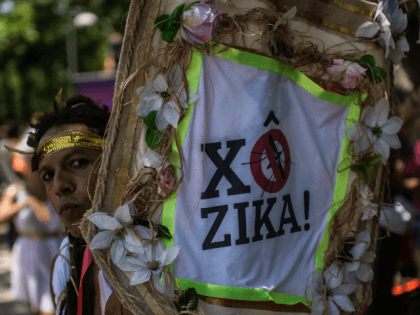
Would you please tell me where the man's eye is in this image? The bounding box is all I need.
[43,171,53,181]
[72,159,89,168]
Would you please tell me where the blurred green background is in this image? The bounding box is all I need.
[0,0,131,124]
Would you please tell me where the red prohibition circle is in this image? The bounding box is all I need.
[250,129,291,193]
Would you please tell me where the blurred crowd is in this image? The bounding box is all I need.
[0,119,64,315]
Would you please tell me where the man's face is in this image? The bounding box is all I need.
[38,124,102,238]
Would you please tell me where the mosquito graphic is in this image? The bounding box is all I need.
[243,133,294,198]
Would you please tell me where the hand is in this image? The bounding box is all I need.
[0,185,26,222]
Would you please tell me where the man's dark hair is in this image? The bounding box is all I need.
[29,94,110,172]
[31,94,110,315]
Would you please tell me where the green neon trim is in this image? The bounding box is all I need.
[162,50,203,271]
[178,278,310,306]
[315,101,361,270]
[161,45,360,304]
[210,44,358,105]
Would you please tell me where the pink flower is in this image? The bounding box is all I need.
[327,59,367,89]
[181,2,222,45]
[159,171,175,193]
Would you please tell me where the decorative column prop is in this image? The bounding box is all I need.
[79,0,411,314]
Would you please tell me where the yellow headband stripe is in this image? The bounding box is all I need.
[37,131,103,164]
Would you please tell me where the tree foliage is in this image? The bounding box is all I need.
[0,0,131,124]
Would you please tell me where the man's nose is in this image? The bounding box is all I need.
[53,169,74,196]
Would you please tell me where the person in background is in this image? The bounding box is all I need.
[0,127,64,315]
[0,119,24,249]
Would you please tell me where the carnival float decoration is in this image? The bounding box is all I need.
[78,0,414,314]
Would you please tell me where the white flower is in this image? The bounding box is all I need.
[117,240,180,295]
[88,203,153,264]
[343,231,374,283]
[136,64,199,131]
[308,263,357,315]
[356,11,394,58]
[380,7,409,64]
[138,151,169,170]
[346,97,403,164]
[356,185,378,221]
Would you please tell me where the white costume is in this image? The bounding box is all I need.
[11,189,64,313]
[52,236,113,315]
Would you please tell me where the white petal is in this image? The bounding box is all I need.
[356,22,381,38]
[188,90,199,105]
[111,239,127,264]
[357,230,371,246]
[88,213,122,231]
[381,117,403,134]
[345,123,361,140]
[158,101,180,131]
[90,231,115,249]
[312,270,324,293]
[155,106,171,132]
[375,98,391,127]
[136,83,155,98]
[389,48,402,65]
[325,263,343,289]
[361,106,375,127]
[361,251,375,263]
[152,273,166,295]
[130,270,151,286]
[117,256,147,271]
[114,204,132,225]
[153,74,169,93]
[327,297,340,315]
[124,228,142,246]
[355,133,371,153]
[283,6,297,20]
[356,263,374,282]
[381,133,401,149]
[347,271,358,284]
[345,261,360,272]
[332,284,357,295]
[374,138,390,162]
[398,37,410,52]
[160,246,180,266]
[176,89,189,109]
[169,64,183,91]
[124,241,144,255]
[136,96,162,118]
[331,295,355,312]
[312,295,325,312]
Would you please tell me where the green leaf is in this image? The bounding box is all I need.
[162,27,179,43]
[364,154,382,166]
[175,288,198,312]
[185,288,199,310]
[132,218,173,239]
[347,55,355,62]
[145,127,162,150]
[360,54,376,67]
[350,164,372,184]
[379,67,388,81]
[154,14,171,31]
[372,67,384,83]
[172,3,185,18]
[142,111,158,130]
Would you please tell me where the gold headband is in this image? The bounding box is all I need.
[37,130,103,164]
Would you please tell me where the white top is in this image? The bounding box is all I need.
[52,236,114,315]
[10,191,64,312]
